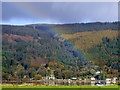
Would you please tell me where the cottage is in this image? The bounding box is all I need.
[91,77,95,81]
[71,77,77,80]
[112,79,116,84]
[106,78,111,84]
[96,71,100,74]
[106,78,111,81]
[113,77,117,80]
[112,77,117,84]
[48,75,55,80]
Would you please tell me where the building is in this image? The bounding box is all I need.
[48,75,55,80]
[106,78,111,84]
[96,71,100,74]
[91,77,95,81]
[113,77,117,80]
[112,77,117,84]
[78,78,82,80]
[71,77,77,80]
[106,78,111,81]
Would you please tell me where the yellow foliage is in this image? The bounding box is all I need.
[47,67,50,70]
[34,74,42,80]
[60,30,118,52]
[60,64,64,68]
[48,62,57,67]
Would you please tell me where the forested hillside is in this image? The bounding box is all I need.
[2,22,119,81]
[51,22,118,34]
[59,30,118,52]
[2,25,85,81]
[87,37,119,77]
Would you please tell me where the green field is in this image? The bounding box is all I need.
[2,85,119,88]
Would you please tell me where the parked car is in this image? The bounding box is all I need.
[95,81,105,86]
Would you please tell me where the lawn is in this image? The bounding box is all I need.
[2,85,119,88]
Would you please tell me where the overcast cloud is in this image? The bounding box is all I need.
[2,2,118,25]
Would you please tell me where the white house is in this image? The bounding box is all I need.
[48,75,55,80]
[113,77,117,80]
[106,78,111,84]
[71,77,77,80]
[106,78,111,81]
[91,77,95,81]
[112,77,117,84]
[96,71,100,74]
[112,79,116,84]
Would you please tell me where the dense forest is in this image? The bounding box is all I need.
[1,22,119,81]
[28,22,118,34]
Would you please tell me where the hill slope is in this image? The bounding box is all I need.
[2,22,119,81]
[59,30,118,52]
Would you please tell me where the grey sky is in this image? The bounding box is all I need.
[2,2,118,25]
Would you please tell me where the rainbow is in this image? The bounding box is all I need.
[8,2,87,62]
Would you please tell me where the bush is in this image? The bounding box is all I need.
[34,74,42,80]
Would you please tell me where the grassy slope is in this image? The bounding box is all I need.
[59,30,118,52]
